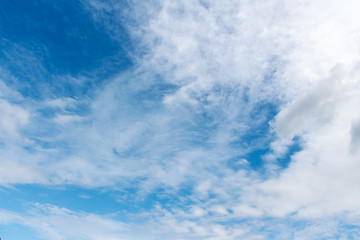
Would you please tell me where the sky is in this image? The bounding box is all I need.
[0,0,360,239]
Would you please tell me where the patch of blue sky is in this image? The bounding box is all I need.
[236,135,302,173]
[0,185,133,216]
[227,102,279,169]
[0,0,132,99]
[223,88,304,173]
[340,225,360,239]
[0,184,198,228]
[135,187,191,212]
[0,224,39,240]
[0,188,27,213]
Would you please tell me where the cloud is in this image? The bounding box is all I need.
[0,158,45,185]
[0,209,24,224]
[0,99,29,140]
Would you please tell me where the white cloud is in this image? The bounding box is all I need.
[0,158,45,185]
[53,114,84,125]
[0,99,29,140]
[251,59,360,219]
[45,98,78,110]
[0,209,24,224]
[115,0,360,233]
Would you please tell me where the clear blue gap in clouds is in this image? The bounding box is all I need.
[0,224,39,240]
[0,185,138,215]
[0,0,132,99]
[0,183,193,223]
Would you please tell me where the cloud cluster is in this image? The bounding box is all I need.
[82,0,360,219]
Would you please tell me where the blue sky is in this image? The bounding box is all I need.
[1,0,360,239]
